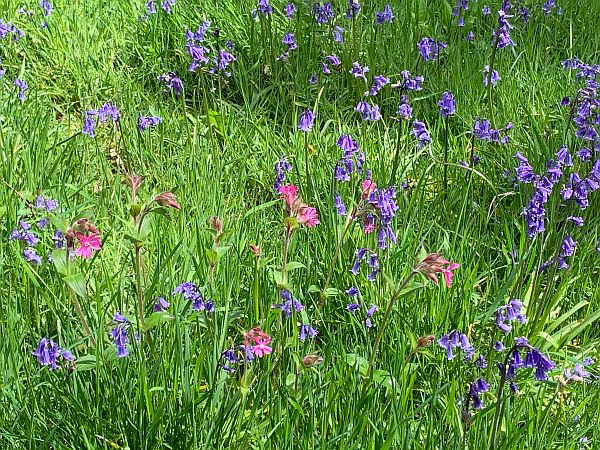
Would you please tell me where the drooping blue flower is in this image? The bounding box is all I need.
[111,325,129,357]
[437,330,476,360]
[397,95,413,120]
[257,0,272,16]
[14,78,28,101]
[349,61,369,80]
[23,248,42,264]
[412,120,431,147]
[438,91,456,116]
[495,299,527,333]
[284,3,296,19]
[274,156,292,191]
[354,102,381,121]
[483,65,500,86]
[158,72,183,95]
[298,109,315,131]
[333,26,345,43]
[40,0,52,16]
[334,193,346,215]
[375,5,393,24]
[138,116,162,131]
[417,37,447,61]
[153,297,170,312]
[161,0,175,13]
[366,75,389,96]
[272,290,304,318]
[346,302,360,313]
[299,324,318,341]
[345,286,359,297]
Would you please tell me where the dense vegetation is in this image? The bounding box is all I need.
[1,0,599,448]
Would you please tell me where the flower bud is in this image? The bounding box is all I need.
[249,244,261,257]
[154,192,181,210]
[302,354,324,367]
[417,335,435,349]
[207,216,223,234]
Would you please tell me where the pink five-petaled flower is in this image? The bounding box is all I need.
[278,184,299,208]
[297,205,320,227]
[244,327,273,358]
[416,253,460,287]
[75,233,102,259]
[361,179,377,199]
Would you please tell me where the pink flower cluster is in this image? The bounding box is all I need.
[279,184,320,227]
[75,233,102,259]
[244,327,272,358]
[417,253,460,288]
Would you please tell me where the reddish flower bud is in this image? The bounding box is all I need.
[417,335,435,348]
[124,174,143,199]
[154,192,181,210]
[207,216,223,234]
[302,354,324,367]
[249,243,261,256]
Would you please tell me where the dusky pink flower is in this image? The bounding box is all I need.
[75,233,102,259]
[154,192,181,210]
[278,184,299,208]
[297,206,320,227]
[416,253,460,287]
[244,327,273,358]
[361,179,377,199]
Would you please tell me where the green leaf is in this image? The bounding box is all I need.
[52,249,69,276]
[75,355,97,371]
[63,273,87,299]
[285,261,306,271]
[145,312,173,329]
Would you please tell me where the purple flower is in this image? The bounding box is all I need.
[14,78,28,101]
[281,33,297,51]
[284,3,296,19]
[209,50,236,76]
[158,72,183,95]
[23,248,42,264]
[161,0,175,14]
[257,0,272,16]
[145,1,156,15]
[111,325,129,357]
[438,91,456,116]
[345,286,359,297]
[397,95,413,120]
[350,61,369,80]
[366,75,389,96]
[494,341,506,352]
[394,70,424,91]
[334,193,346,215]
[40,0,52,16]
[561,236,576,257]
[366,304,378,317]
[274,156,292,191]
[482,5,491,14]
[354,102,381,121]
[346,0,360,18]
[333,26,345,44]
[272,290,304,318]
[493,10,515,49]
[483,65,500,86]
[417,37,446,61]
[153,297,170,312]
[495,299,527,334]
[138,115,162,131]
[412,120,431,147]
[375,5,393,24]
[469,377,490,409]
[314,2,334,24]
[299,324,318,341]
[32,338,73,369]
[346,302,360,313]
[437,330,475,360]
[298,109,315,131]
[114,311,128,323]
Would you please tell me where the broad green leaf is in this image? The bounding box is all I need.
[63,273,87,299]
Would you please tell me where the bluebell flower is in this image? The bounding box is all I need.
[272,290,304,318]
[299,324,318,341]
[412,120,431,147]
[438,91,456,116]
[417,37,446,61]
[494,341,506,352]
[153,297,170,312]
[437,330,475,360]
[482,5,491,14]
[346,302,360,313]
[354,102,381,121]
[23,248,42,264]
[375,5,393,24]
[274,156,292,191]
[257,0,272,16]
[298,109,315,131]
[346,0,360,18]
[333,26,345,43]
[284,3,296,18]
[111,325,129,357]
[334,193,346,215]
[469,377,489,409]
[161,0,175,13]
[349,61,369,80]
[14,78,28,101]
[40,0,52,16]
[158,72,183,95]
[495,299,527,333]
[33,338,74,369]
[483,65,500,86]
[138,116,162,131]
[345,286,359,297]
[366,75,389,96]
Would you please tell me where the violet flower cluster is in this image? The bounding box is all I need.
[158,72,184,95]
[82,103,120,137]
[33,338,75,369]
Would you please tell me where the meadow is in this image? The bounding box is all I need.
[1,0,599,448]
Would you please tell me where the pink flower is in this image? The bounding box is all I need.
[361,179,377,199]
[297,206,320,227]
[75,233,102,259]
[416,253,460,287]
[251,340,273,357]
[244,327,273,358]
[441,263,460,287]
[278,184,299,208]
[154,192,181,210]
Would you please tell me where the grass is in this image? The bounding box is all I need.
[1,0,600,448]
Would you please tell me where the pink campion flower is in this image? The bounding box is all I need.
[361,179,377,199]
[243,327,272,358]
[416,253,460,287]
[154,192,181,210]
[251,340,273,357]
[297,206,320,227]
[75,232,102,259]
[278,184,299,208]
